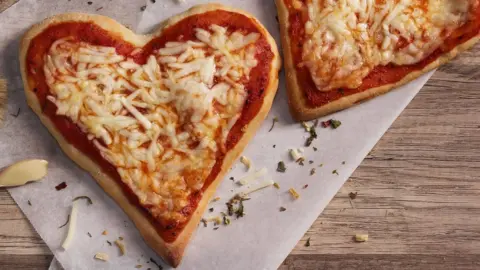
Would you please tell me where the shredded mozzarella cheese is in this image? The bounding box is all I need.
[44,25,260,223]
[302,0,474,91]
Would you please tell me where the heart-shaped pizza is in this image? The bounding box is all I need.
[276,0,480,120]
[19,4,280,267]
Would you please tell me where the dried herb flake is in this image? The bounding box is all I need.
[10,108,21,118]
[58,214,70,229]
[279,207,287,212]
[310,168,316,176]
[268,117,278,132]
[349,192,358,200]
[27,200,31,206]
[150,257,163,270]
[305,237,311,247]
[330,119,342,129]
[200,219,207,227]
[73,196,93,205]
[87,232,92,238]
[107,240,112,246]
[223,216,231,225]
[277,161,287,173]
[332,170,339,175]
[305,125,318,147]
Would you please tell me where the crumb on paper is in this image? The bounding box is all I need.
[355,234,368,242]
[212,197,220,202]
[240,156,251,170]
[277,161,286,173]
[289,188,300,199]
[305,237,311,247]
[94,252,109,262]
[115,240,126,256]
[268,117,278,132]
[135,265,142,269]
[102,230,108,235]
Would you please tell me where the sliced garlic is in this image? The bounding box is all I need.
[0,159,48,187]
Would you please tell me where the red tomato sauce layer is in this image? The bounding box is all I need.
[285,0,480,107]
[26,10,273,242]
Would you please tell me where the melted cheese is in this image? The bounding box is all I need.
[44,25,260,223]
[301,0,475,91]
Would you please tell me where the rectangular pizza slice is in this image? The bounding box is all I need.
[276,0,480,120]
[19,4,280,267]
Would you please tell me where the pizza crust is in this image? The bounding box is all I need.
[19,4,280,267]
[275,0,480,121]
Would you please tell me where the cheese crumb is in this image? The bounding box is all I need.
[355,234,369,242]
[240,156,252,170]
[289,188,300,200]
[114,240,126,256]
[94,252,109,262]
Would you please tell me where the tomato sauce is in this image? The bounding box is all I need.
[26,10,273,242]
[285,0,480,107]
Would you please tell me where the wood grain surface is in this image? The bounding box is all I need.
[1,1,480,269]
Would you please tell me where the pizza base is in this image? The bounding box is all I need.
[19,4,280,267]
[276,0,480,121]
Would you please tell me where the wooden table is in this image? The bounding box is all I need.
[1,1,480,269]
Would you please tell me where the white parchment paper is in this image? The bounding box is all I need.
[0,0,434,269]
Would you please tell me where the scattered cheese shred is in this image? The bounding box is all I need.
[204,216,222,225]
[237,167,268,186]
[240,156,252,170]
[61,200,79,250]
[289,148,303,161]
[94,252,109,262]
[289,188,300,200]
[355,234,369,242]
[241,178,275,196]
[114,240,126,256]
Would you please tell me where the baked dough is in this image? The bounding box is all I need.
[19,4,280,267]
[276,0,480,121]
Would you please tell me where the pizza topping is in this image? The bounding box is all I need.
[58,214,70,229]
[305,237,311,247]
[55,182,67,191]
[302,0,475,91]
[237,167,268,186]
[289,188,300,199]
[268,116,278,132]
[240,156,252,170]
[289,148,303,161]
[61,200,79,250]
[43,25,261,225]
[73,196,93,205]
[114,239,126,255]
[0,159,48,187]
[355,234,369,242]
[94,252,109,261]
[239,178,274,196]
[277,161,287,173]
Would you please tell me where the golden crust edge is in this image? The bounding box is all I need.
[19,4,280,268]
[275,0,480,121]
